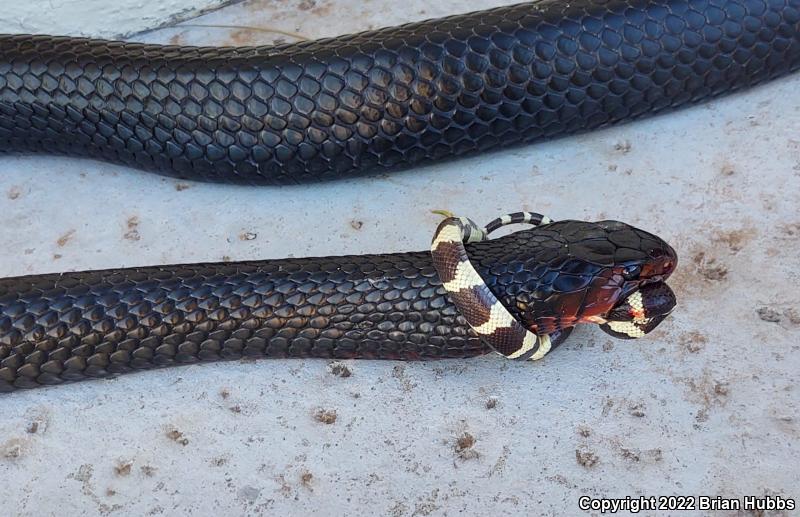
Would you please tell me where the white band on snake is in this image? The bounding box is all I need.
[430,211,554,361]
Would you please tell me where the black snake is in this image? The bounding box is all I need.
[0,0,797,183]
[0,212,677,391]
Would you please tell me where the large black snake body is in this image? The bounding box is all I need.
[0,0,798,183]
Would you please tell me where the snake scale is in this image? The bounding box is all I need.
[0,0,798,183]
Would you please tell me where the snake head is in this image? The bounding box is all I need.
[582,220,678,339]
[502,219,677,339]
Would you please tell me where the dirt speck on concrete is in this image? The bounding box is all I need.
[68,462,125,513]
[349,219,363,230]
[174,183,191,191]
[455,432,479,460]
[26,422,39,434]
[681,372,731,423]
[757,306,782,323]
[328,361,352,378]
[412,489,442,516]
[165,428,189,446]
[778,222,800,238]
[239,232,257,241]
[712,227,756,253]
[114,461,132,477]
[601,397,614,417]
[124,216,141,241]
[714,382,729,397]
[693,252,728,281]
[298,0,317,9]
[575,448,599,468]
[314,409,337,424]
[456,432,475,450]
[57,229,76,247]
[224,28,247,45]
[629,403,646,418]
[681,331,708,353]
[619,447,662,463]
[1,438,24,459]
[720,163,736,176]
[275,473,293,498]
[388,501,409,517]
[237,485,261,504]
[140,465,156,477]
[485,397,497,409]
[391,364,415,391]
[210,457,228,467]
[6,186,21,200]
[614,140,632,153]
[620,447,641,462]
[168,32,185,45]
[300,471,313,489]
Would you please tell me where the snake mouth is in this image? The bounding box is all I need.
[598,282,676,340]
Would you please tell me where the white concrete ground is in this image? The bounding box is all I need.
[0,1,799,515]
[0,0,229,39]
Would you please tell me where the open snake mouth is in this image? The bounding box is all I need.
[598,283,677,339]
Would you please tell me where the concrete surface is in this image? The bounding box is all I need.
[1,1,799,515]
[0,0,231,39]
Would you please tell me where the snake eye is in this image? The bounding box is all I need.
[622,264,642,280]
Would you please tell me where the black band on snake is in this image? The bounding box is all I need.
[431,211,556,360]
[0,0,798,184]
[0,213,677,392]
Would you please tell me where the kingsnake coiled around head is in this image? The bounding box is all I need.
[0,211,677,392]
[431,211,555,360]
[0,0,798,183]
